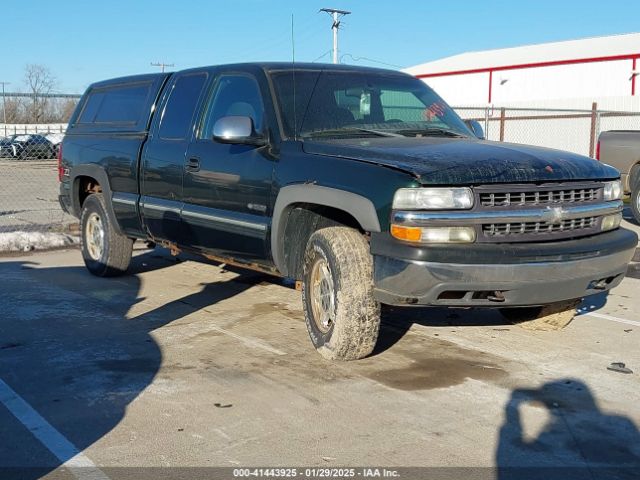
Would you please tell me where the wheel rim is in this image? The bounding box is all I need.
[85,212,104,261]
[310,257,335,333]
[636,190,640,213]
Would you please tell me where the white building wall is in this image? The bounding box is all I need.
[422,59,635,106]
[491,60,633,104]
[424,72,489,106]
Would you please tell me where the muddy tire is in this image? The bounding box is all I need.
[80,193,133,277]
[302,226,381,361]
[630,175,640,225]
[500,300,581,331]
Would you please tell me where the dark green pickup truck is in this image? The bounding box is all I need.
[59,63,637,360]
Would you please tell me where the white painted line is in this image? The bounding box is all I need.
[0,378,110,480]
[583,311,640,327]
[207,325,287,356]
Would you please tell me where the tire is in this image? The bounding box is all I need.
[80,193,133,277]
[500,299,581,331]
[630,175,640,225]
[302,226,381,361]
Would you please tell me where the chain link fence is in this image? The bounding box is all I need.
[453,105,640,158]
[0,93,80,250]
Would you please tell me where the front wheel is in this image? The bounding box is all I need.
[302,226,381,361]
[80,193,133,277]
[500,299,581,331]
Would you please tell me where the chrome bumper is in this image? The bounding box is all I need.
[373,242,635,307]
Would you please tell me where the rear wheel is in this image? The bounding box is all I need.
[630,175,640,225]
[80,193,133,277]
[302,226,381,361]
[500,299,581,331]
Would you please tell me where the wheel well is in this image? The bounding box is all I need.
[280,203,365,280]
[75,176,102,209]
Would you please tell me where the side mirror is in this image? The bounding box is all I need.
[465,120,485,140]
[212,116,267,146]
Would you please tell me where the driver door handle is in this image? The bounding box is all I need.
[186,157,200,172]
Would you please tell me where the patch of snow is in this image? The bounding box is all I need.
[0,231,79,252]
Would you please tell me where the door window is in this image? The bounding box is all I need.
[199,74,265,140]
[159,72,208,140]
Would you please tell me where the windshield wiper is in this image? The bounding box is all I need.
[303,127,402,139]
[394,127,468,138]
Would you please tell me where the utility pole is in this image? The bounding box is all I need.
[320,8,351,64]
[150,62,175,73]
[0,82,9,137]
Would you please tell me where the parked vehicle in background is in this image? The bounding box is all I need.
[1,134,57,160]
[13,134,57,160]
[598,130,640,223]
[45,133,65,158]
[0,136,18,158]
[59,63,637,361]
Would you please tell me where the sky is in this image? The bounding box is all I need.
[3,0,640,93]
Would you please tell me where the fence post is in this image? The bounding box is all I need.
[589,102,598,158]
[499,108,506,142]
[484,107,489,139]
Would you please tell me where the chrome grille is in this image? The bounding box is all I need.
[483,216,597,238]
[480,187,599,207]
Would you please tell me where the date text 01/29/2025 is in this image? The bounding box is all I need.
[232,468,400,478]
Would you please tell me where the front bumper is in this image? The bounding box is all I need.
[372,228,637,307]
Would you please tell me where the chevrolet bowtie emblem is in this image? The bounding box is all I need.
[542,206,566,223]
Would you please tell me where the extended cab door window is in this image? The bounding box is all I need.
[140,72,208,242]
[182,73,273,259]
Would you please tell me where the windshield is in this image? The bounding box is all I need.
[270,69,473,140]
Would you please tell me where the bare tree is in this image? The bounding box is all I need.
[24,64,57,123]
[58,98,79,123]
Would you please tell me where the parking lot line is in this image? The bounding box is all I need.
[0,378,110,480]
[205,324,287,355]
[584,311,640,327]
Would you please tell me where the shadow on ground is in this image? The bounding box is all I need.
[496,379,640,480]
[0,250,274,479]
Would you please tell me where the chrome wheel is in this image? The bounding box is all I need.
[310,257,335,333]
[636,190,640,213]
[85,212,104,261]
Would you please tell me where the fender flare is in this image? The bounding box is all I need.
[271,184,381,275]
[69,164,124,235]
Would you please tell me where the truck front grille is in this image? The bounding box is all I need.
[479,186,600,208]
[482,216,598,240]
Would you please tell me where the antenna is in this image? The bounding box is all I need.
[320,8,351,64]
[291,13,298,140]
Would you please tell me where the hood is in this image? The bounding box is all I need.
[302,137,619,185]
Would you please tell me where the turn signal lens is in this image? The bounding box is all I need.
[390,224,422,242]
[391,225,476,243]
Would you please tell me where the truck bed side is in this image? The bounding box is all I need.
[60,73,170,238]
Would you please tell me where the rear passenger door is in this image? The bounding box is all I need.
[140,71,208,242]
[181,71,274,260]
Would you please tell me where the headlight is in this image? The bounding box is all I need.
[393,187,474,210]
[390,225,476,243]
[601,213,622,232]
[603,180,622,201]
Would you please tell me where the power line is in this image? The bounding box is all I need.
[311,50,333,63]
[320,8,351,64]
[339,53,403,69]
[150,62,175,73]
